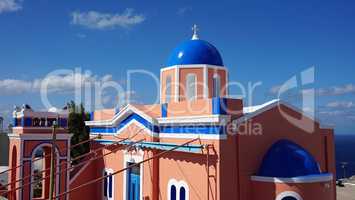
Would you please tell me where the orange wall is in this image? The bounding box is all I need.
[235,105,335,200]
[166,99,213,117]
[69,159,100,200]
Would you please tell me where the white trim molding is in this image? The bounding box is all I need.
[157,115,230,125]
[160,64,226,72]
[159,133,226,140]
[251,173,333,184]
[276,191,303,200]
[235,99,324,126]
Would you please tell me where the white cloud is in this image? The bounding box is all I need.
[71,9,145,30]
[318,84,355,96]
[0,0,22,14]
[0,79,32,94]
[326,101,354,109]
[0,71,114,95]
[269,83,355,97]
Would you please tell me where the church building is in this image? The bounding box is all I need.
[6,27,336,200]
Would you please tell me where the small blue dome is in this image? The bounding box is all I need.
[167,39,224,66]
[258,139,321,178]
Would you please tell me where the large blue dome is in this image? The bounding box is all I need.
[257,139,321,178]
[167,39,224,66]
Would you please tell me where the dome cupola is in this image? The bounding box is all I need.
[258,140,321,178]
[167,25,224,67]
[160,25,228,103]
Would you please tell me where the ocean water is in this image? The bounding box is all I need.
[335,135,355,179]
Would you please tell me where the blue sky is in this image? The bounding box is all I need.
[0,0,354,134]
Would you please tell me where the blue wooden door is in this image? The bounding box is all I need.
[128,163,140,200]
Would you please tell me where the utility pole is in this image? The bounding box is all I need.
[49,120,57,200]
[341,162,348,180]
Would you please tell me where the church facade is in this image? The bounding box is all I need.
[7,29,336,200]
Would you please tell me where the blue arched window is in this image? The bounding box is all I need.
[179,187,186,200]
[170,185,177,200]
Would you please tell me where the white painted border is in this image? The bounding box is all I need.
[161,64,226,72]
[251,173,333,183]
[123,150,144,200]
[276,191,303,200]
[157,114,230,125]
[167,178,189,200]
[235,99,325,126]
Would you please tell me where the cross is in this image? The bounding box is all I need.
[192,24,199,40]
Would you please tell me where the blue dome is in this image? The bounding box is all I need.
[167,39,224,66]
[258,139,321,178]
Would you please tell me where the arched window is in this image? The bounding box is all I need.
[282,197,298,200]
[103,169,114,200]
[10,146,17,200]
[276,191,302,200]
[186,73,197,100]
[31,144,59,199]
[165,75,172,102]
[168,179,189,200]
[179,187,186,200]
[212,74,221,97]
[170,185,177,200]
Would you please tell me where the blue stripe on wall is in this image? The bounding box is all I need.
[90,113,160,134]
[161,103,168,118]
[212,97,228,115]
